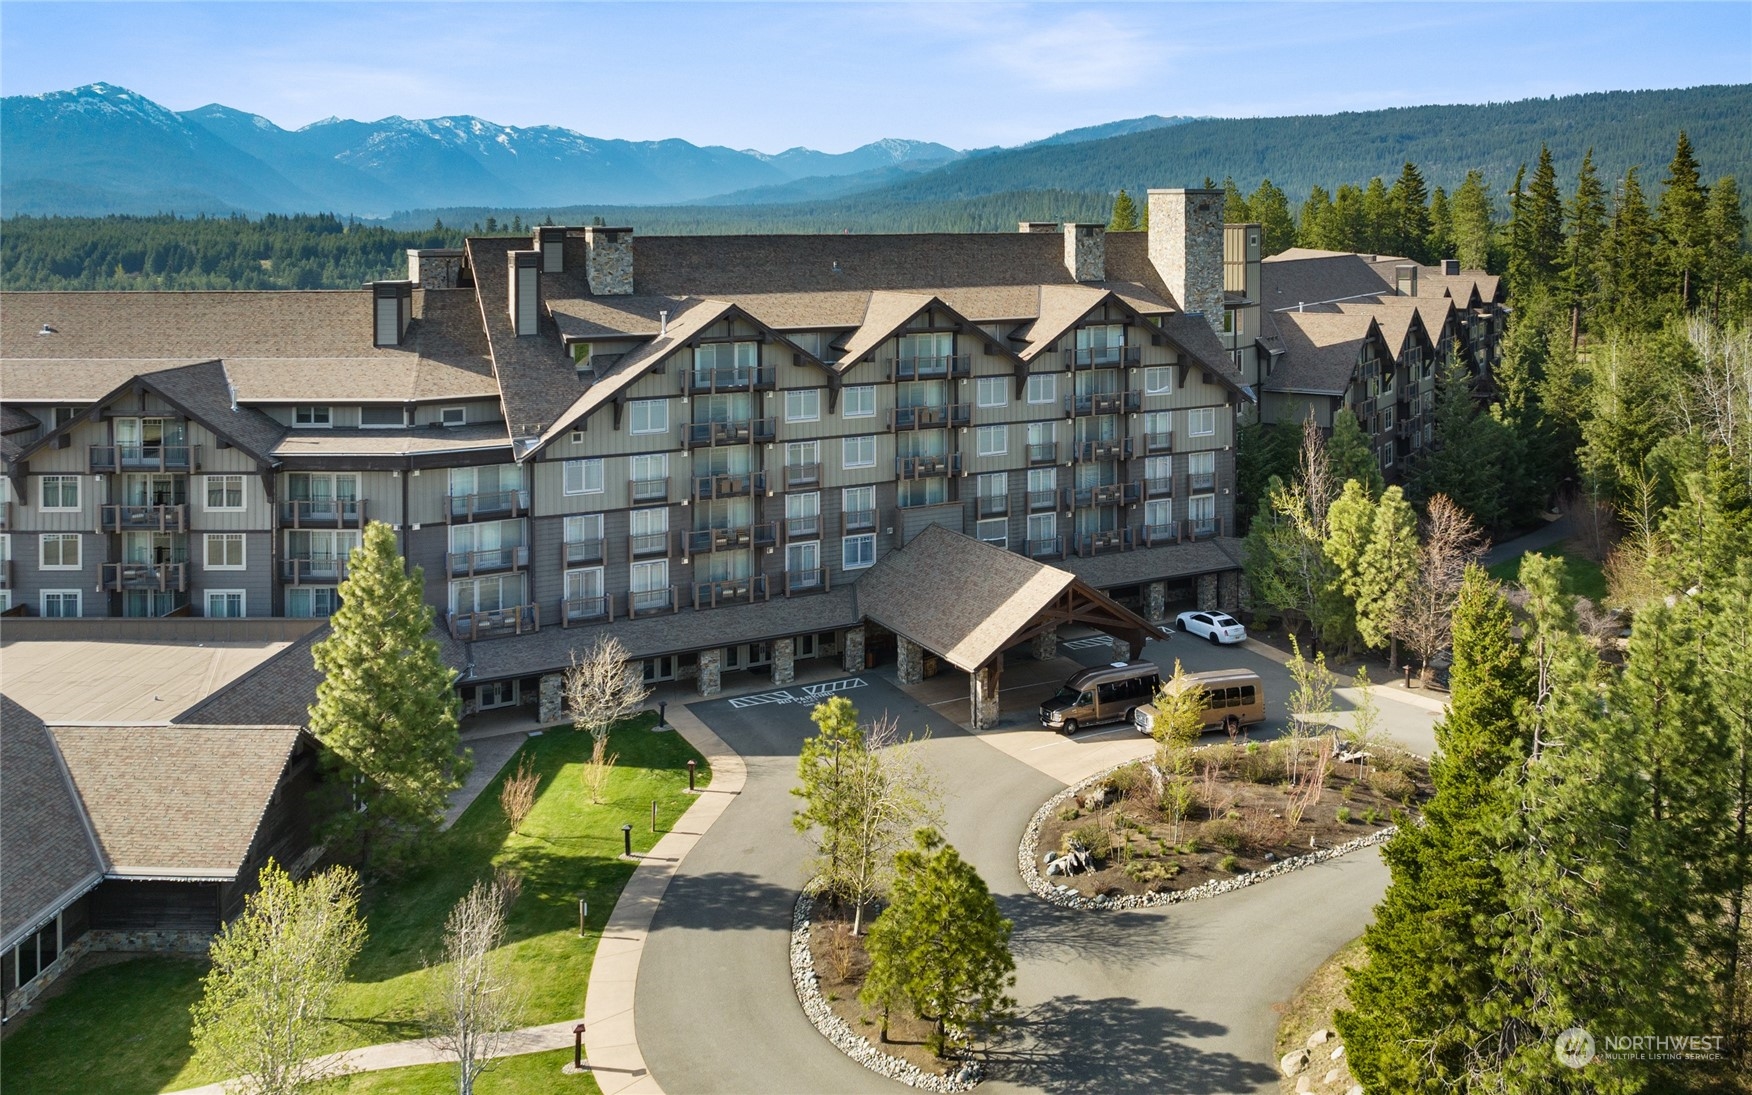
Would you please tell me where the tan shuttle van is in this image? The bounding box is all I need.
[1038,661,1162,735]
[1132,668,1267,737]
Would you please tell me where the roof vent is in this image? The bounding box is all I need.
[38,324,57,336]
[831,261,842,275]
[659,309,669,336]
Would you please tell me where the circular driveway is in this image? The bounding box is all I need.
[635,668,1401,1094]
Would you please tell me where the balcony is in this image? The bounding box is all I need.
[1061,346,1141,369]
[448,604,539,641]
[894,453,961,480]
[784,462,822,489]
[628,586,677,617]
[1186,516,1223,541]
[783,568,831,596]
[1075,528,1133,557]
[101,503,187,533]
[1025,537,1065,560]
[887,403,970,432]
[101,561,187,592]
[693,575,770,610]
[691,471,765,502]
[0,500,10,530]
[885,354,971,381]
[1065,391,1141,416]
[562,594,615,626]
[683,418,775,450]
[842,508,877,534]
[88,443,201,473]
[447,489,528,523]
[1139,522,1178,547]
[282,555,350,584]
[682,365,775,394]
[1026,442,1059,466]
[446,545,529,578]
[977,494,1009,518]
[0,558,11,587]
[1143,432,1173,454]
[1026,489,1059,513]
[1142,476,1174,499]
[565,538,605,566]
[629,530,676,558]
[1064,482,1138,509]
[1188,472,1216,493]
[280,499,366,528]
[1072,438,1133,462]
[784,514,822,540]
[630,477,671,504]
[684,522,777,555]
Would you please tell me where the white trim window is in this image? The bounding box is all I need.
[41,590,81,617]
[1144,367,1173,394]
[785,389,821,423]
[841,386,876,419]
[1188,407,1217,437]
[842,533,876,570]
[359,405,409,428]
[39,475,79,511]
[842,435,876,470]
[287,586,340,619]
[564,458,605,496]
[1025,374,1056,405]
[976,518,1008,548]
[206,590,246,618]
[976,424,1008,457]
[204,533,246,570]
[294,405,332,428]
[204,474,245,511]
[39,533,80,570]
[441,406,467,427]
[629,400,669,435]
[976,376,1008,408]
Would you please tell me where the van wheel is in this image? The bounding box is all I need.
[1062,719,1079,736]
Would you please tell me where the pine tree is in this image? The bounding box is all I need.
[310,521,468,872]
[1450,170,1495,272]
[1656,130,1711,309]
[861,829,1016,1057]
[1322,479,1376,654]
[1601,167,1660,327]
[1508,146,1565,301]
[1426,185,1454,263]
[1221,177,1251,225]
[1332,184,1367,252]
[1355,486,1420,665]
[1107,189,1140,233]
[1703,175,1750,315]
[1361,176,1393,254]
[1298,185,1335,250]
[1562,148,1609,340]
[1412,361,1513,530]
[1328,408,1383,496]
[792,696,866,891]
[1387,161,1432,263]
[1247,178,1296,257]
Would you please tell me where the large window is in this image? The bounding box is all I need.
[204,533,246,570]
[204,475,245,511]
[41,590,81,617]
[287,586,340,618]
[206,590,246,618]
[629,399,669,435]
[40,476,79,511]
[785,389,821,423]
[1144,367,1173,394]
[294,405,332,428]
[1188,407,1217,436]
[630,560,670,612]
[1025,374,1057,405]
[842,435,876,470]
[1186,450,1216,492]
[450,573,525,615]
[976,425,1008,457]
[39,533,80,569]
[359,405,409,428]
[564,458,604,496]
[841,386,876,418]
[976,376,1008,408]
[976,518,1008,548]
[842,533,875,570]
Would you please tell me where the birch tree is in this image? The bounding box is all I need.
[427,872,527,1095]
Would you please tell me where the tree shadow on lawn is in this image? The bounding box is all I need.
[1000,896,1201,967]
[986,994,1277,1094]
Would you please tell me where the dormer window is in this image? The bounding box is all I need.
[360,406,410,429]
[295,406,331,428]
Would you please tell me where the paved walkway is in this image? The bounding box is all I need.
[1483,512,1573,566]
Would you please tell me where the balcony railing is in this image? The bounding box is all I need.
[784,514,821,540]
[888,403,970,431]
[280,499,366,528]
[1025,537,1065,559]
[629,530,675,558]
[682,365,775,394]
[894,453,961,480]
[101,561,187,592]
[1026,489,1058,513]
[1188,472,1216,493]
[630,477,671,504]
[101,503,186,533]
[0,558,11,588]
[1064,482,1137,509]
[1061,346,1141,369]
[1187,517,1222,541]
[685,522,777,555]
[1073,438,1133,462]
[1075,528,1133,557]
[1140,522,1178,547]
[447,545,529,577]
[448,604,539,641]
[842,509,877,534]
[89,443,200,473]
[565,538,605,565]
[784,462,822,489]
[282,555,350,584]
[562,594,615,626]
[783,568,830,596]
[885,354,971,381]
[1026,442,1059,466]
[693,575,770,609]
[628,587,677,617]
[1143,432,1173,454]
[692,471,765,502]
[977,494,1009,518]
[0,500,10,530]
[1142,476,1174,499]
[683,418,775,449]
[447,489,528,523]
[1065,391,1141,416]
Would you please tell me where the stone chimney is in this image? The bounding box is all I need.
[507,250,541,337]
[536,226,567,273]
[1018,221,1059,233]
[371,280,413,347]
[584,226,634,296]
[1063,223,1106,283]
[406,248,463,289]
[1395,264,1418,297]
[1147,188,1225,333]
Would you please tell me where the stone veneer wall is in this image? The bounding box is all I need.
[771,637,797,686]
[584,227,634,296]
[1031,625,1059,660]
[1147,189,1225,334]
[539,673,565,724]
[896,637,925,685]
[4,928,212,1016]
[697,648,722,696]
[841,626,865,673]
[1064,224,1106,283]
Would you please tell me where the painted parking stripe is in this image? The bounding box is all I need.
[726,677,867,708]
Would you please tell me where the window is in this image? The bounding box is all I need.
[204,474,244,511]
[1027,512,1057,545]
[1189,407,1217,436]
[1145,498,1173,531]
[843,533,875,570]
[842,435,876,469]
[41,590,81,617]
[39,533,80,569]
[204,533,246,570]
[629,560,670,612]
[360,405,409,428]
[842,386,876,418]
[564,458,604,496]
[287,587,340,618]
[206,590,246,618]
[1026,374,1057,405]
[564,513,605,548]
[785,389,820,423]
[40,476,79,511]
[294,406,331,427]
[976,425,1008,457]
[976,518,1008,548]
[629,400,669,435]
[976,376,1008,408]
[630,454,668,501]
[441,406,467,427]
[53,406,80,428]
[1144,367,1173,394]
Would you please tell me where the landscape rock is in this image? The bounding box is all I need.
[1347,1086,1365,1095]
[1332,1043,1346,1060]
[1307,1027,1334,1048]
[1324,1067,1343,1085]
[1295,1077,1312,1094]
[1280,1049,1311,1077]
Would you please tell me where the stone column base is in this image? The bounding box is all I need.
[1146,581,1167,622]
[772,637,796,685]
[1196,572,1219,611]
[842,626,865,674]
[538,673,565,724]
[698,649,723,697]
[896,637,924,686]
[971,662,1001,730]
[1031,624,1059,660]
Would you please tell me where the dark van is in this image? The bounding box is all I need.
[1039,661,1161,735]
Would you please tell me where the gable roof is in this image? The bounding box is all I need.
[835,291,1024,370]
[174,626,327,728]
[48,723,302,881]
[1263,311,1383,396]
[0,696,105,951]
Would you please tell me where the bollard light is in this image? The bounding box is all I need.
[658,701,668,728]
[573,1021,587,1070]
[687,759,696,791]
[651,798,658,832]
[621,823,633,857]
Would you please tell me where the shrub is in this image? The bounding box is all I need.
[1124,861,1179,888]
[1109,765,1152,800]
[1373,745,1420,775]
[1203,818,1246,853]
[1335,806,1353,824]
[1235,741,1288,784]
[1177,840,1200,855]
[1363,807,1382,825]
[1368,769,1416,804]
[1063,823,1113,860]
[1057,803,1080,822]
[1218,854,1243,873]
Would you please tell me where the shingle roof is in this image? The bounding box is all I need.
[0,696,105,951]
[836,291,939,366]
[1017,285,1110,362]
[143,359,287,462]
[270,424,512,459]
[1261,253,1396,311]
[1263,311,1380,396]
[1059,536,1245,588]
[466,240,591,453]
[2,358,209,402]
[48,724,301,881]
[174,626,326,727]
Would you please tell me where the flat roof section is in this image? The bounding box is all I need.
[0,640,291,723]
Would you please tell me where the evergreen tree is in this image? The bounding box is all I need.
[1247,178,1296,257]
[1221,176,1251,224]
[792,696,866,890]
[1507,146,1565,301]
[1450,170,1495,272]
[1387,161,1432,262]
[1600,167,1661,327]
[1655,130,1711,309]
[1107,189,1140,233]
[1355,486,1420,665]
[1331,184,1367,253]
[1361,176,1393,254]
[1562,148,1609,340]
[1322,479,1376,654]
[1703,175,1750,316]
[309,521,468,872]
[1328,408,1384,496]
[1298,185,1335,250]
[1426,184,1454,264]
[1412,361,1513,530]
[861,829,1016,1057]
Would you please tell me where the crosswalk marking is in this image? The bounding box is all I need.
[727,677,868,708]
[1061,636,1113,651]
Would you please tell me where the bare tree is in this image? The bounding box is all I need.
[1285,636,1336,784]
[565,637,650,805]
[1299,410,1337,536]
[580,733,620,806]
[835,715,942,935]
[498,754,539,835]
[1396,494,1488,678]
[426,871,526,1095]
[1689,316,1752,495]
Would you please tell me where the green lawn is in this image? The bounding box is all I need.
[1,716,706,1095]
[320,1048,595,1094]
[1487,540,1610,604]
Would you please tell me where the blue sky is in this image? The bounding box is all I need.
[2,1,1748,152]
